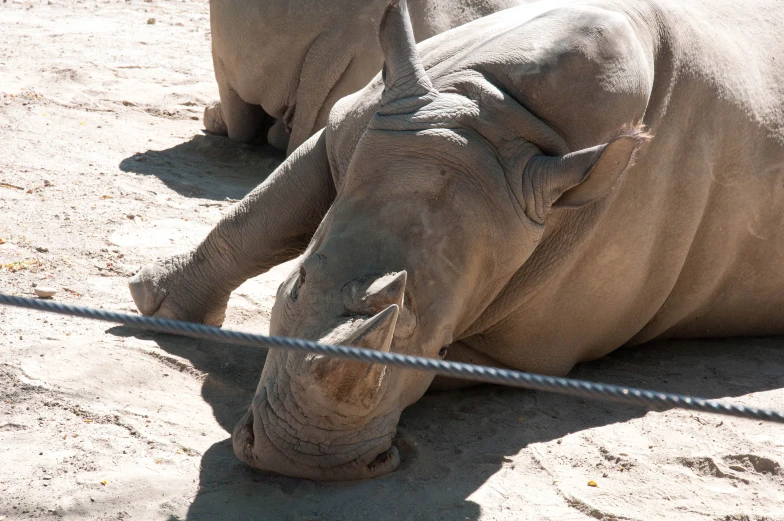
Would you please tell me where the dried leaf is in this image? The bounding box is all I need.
[101,195,113,199]
[100,480,107,486]
[0,238,4,244]
[587,480,598,487]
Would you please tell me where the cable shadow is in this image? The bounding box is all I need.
[105,327,784,521]
[118,132,284,201]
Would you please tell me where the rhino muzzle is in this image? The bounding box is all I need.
[232,385,401,481]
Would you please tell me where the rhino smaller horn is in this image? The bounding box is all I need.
[378,0,435,109]
[345,304,399,353]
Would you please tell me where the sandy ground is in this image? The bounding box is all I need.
[1,1,783,520]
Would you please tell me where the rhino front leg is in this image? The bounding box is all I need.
[129,130,335,325]
[204,56,267,143]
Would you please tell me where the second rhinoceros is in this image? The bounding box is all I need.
[132,0,784,480]
[205,0,523,154]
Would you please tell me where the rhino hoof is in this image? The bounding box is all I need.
[203,101,228,136]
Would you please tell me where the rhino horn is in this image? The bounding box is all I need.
[313,305,399,407]
[345,304,399,353]
[378,0,435,108]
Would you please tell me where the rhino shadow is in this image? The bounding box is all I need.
[107,328,784,521]
[118,132,284,201]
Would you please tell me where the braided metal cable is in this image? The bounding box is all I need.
[1,293,782,424]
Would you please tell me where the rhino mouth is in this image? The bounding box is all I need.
[367,446,399,473]
[232,385,400,481]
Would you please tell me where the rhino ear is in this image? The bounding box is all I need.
[522,128,651,221]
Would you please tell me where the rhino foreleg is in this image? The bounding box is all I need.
[128,130,335,325]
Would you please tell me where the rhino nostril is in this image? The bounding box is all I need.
[438,346,448,358]
[367,447,396,472]
[232,410,257,464]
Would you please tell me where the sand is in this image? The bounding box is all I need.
[1,1,783,520]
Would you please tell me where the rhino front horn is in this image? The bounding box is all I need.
[345,304,399,353]
[378,0,435,109]
[310,305,400,411]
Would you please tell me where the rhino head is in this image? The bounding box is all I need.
[232,0,649,480]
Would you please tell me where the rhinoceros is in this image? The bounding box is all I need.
[204,0,523,154]
[131,0,784,480]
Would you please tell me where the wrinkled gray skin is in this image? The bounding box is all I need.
[131,0,784,480]
[205,0,523,154]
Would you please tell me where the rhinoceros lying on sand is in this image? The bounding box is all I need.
[204,0,523,154]
[131,0,784,480]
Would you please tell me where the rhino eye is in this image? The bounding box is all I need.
[438,346,448,358]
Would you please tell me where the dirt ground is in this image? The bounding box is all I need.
[1,1,783,520]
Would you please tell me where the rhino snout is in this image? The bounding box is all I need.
[232,385,401,481]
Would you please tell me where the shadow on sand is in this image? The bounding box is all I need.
[105,326,784,521]
[118,132,284,201]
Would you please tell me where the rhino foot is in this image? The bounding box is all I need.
[128,253,229,327]
[203,101,228,137]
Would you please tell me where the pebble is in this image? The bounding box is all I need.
[34,286,57,298]
[147,17,156,25]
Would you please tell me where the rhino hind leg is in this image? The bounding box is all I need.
[208,57,268,143]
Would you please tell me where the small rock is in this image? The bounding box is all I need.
[147,17,156,25]
[90,497,95,503]
[35,246,49,253]
[35,287,57,298]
